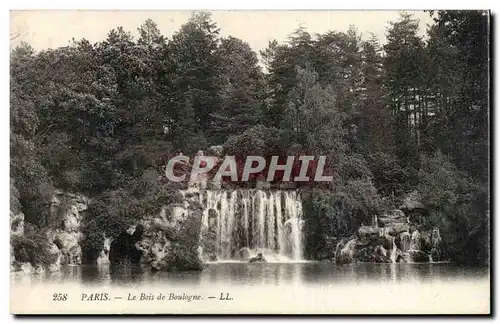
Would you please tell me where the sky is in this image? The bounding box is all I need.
[10,10,435,54]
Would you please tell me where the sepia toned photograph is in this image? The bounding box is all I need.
[9,9,490,315]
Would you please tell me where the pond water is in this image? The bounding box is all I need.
[11,261,488,287]
[10,262,490,314]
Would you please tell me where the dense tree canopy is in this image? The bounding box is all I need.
[10,11,490,265]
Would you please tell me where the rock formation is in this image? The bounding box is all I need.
[109,225,144,265]
[335,209,444,265]
[49,191,90,266]
[11,191,90,273]
[107,187,205,271]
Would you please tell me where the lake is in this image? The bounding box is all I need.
[10,261,488,286]
[11,262,490,314]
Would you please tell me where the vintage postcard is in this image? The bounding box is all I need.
[9,10,490,314]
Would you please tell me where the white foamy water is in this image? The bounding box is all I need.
[200,189,303,262]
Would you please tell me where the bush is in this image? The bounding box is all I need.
[416,151,489,265]
[224,125,284,156]
[12,230,59,267]
[366,152,417,200]
[161,245,204,271]
[81,231,104,253]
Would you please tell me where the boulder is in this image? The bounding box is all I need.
[96,237,112,265]
[10,211,24,236]
[10,190,90,272]
[397,252,410,263]
[49,191,89,229]
[355,246,375,262]
[19,262,34,274]
[396,232,412,252]
[137,198,204,271]
[373,245,392,263]
[357,226,380,242]
[335,239,346,263]
[61,244,82,265]
[384,223,410,236]
[409,250,429,263]
[409,230,421,251]
[378,209,408,227]
[336,239,357,265]
[62,212,79,232]
[208,252,218,262]
[55,232,79,251]
[46,243,62,272]
[420,231,433,253]
[249,253,266,263]
[430,248,441,262]
[238,247,252,261]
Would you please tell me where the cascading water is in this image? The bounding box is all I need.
[200,189,304,262]
[389,237,398,263]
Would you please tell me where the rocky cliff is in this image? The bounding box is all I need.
[335,209,444,264]
[11,190,90,273]
[11,186,205,273]
[108,187,204,271]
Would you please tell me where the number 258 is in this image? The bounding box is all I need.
[53,293,67,301]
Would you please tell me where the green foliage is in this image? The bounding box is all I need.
[224,125,283,156]
[161,245,204,271]
[212,36,265,141]
[417,151,464,209]
[12,230,59,267]
[416,151,489,265]
[366,152,416,200]
[10,11,489,266]
[81,231,105,254]
[10,80,53,225]
[284,64,346,155]
[302,180,382,259]
[158,206,204,271]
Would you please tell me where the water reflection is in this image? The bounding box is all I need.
[11,262,488,287]
[200,262,304,286]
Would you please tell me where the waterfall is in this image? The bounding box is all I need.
[200,189,304,262]
[390,237,398,263]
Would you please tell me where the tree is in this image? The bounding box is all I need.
[168,12,223,145]
[384,13,427,164]
[212,36,265,141]
[10,54,53,225]
[417,151,488,265]
[428,10,489,182]
[260,28,314,127]
[358,35,394,155]
[283,64,346,156]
